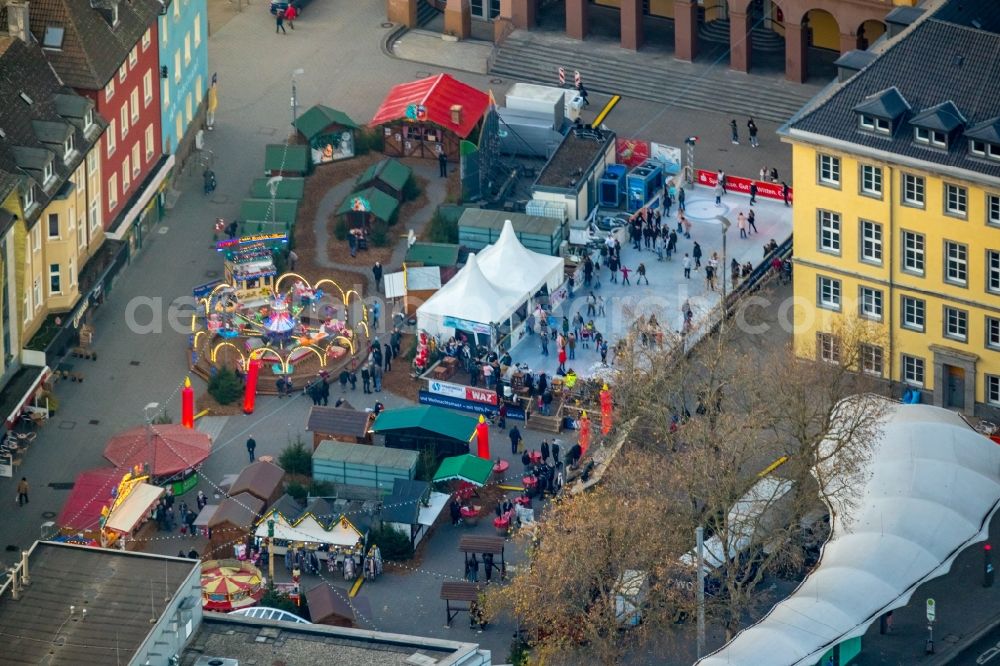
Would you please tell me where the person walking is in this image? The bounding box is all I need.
[683,253,692,279]
[782,181,790,206]
[608,254,619,283]
[275,8,286,33]
[729,119,739,145]
[749,181,758,205]
[678,187,686,213]
[718,169,727,193]
[372,363,383,392]
[586,291,596,317]
[706,254,718,291]
[637,262,649,285]
[738,211,748,239]
[438,151,448,178]
[246,436,257,462]
[747,117,759,147]
[540,330,549,356]
[320,376,330,405]
[361,365,371,393]
[731,258,740,289]
[283,2,297,29]
[747,208,758,234]
[692,242,703,269]
[450,497,462,526]
[16,477,28,506]
[557,345,567,375]
[620,264,631,285]
[597,294,606,316]
[383,342,392,372]
[714,182,724,206]
[540,439,550,464]
[509,425,523,455]
[372,261,383,292]
[567,332,576,360]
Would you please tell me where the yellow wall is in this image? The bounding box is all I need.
[595,0,621,7]
[789,141,1000,407]
[807,9,840,51]
[40,161,88,314]
[649,0,674,19]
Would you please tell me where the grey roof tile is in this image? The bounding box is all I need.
[910,101,967,133]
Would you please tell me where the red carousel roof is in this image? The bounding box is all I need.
[104,424,212,478]
[370,73,490,139]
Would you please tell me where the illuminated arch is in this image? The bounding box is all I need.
[249,346,284,367]
[314,279,346,302]
[275,272,312,294]
[211,342,246,369]
[193,331,207,350]
[343,289,362,307]
[355,321,370,341]
[292,345,327,368]
[328,335,356,356]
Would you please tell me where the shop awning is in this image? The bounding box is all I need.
[433,454,493,487]
[56,467,121,531]
[2,365,50,428]
[106,482,164,534]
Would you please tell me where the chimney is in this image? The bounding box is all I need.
[450,104,463,126]
[6,0,30,43]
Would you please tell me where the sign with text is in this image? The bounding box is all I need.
[427,379,499,406]
[650,142,682,173]
[419,391,525,420]
[696,169,792,203]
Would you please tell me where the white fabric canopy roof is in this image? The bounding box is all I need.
[253,514,363,547]
[106,483,164,534]
[698,399,1000,666]
[416,252,525,339]
[477,219,565,295]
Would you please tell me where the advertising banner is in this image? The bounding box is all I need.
[419,391,526,421]
[650,142,682,174]
[696,169,792,203]
[427,379,499,406]
[616,138,650,168]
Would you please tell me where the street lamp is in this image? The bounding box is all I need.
[717,215,731,328]
[290,68,305,127]
[684,136,699,187]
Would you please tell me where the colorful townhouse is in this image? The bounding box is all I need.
[158,0,209,159]
[21,0,168,253]
[782,1,1000,417]
[0,31,107,412]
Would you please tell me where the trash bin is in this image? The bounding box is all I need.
[566,95,585,122]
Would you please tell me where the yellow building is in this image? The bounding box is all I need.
[783,8,1000,416]
[0,35,107,403]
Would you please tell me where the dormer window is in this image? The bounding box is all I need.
[23,185,35,211]
[914,127,947,148]
[859,114,892,135]
[43,161,54,185]
[971,139,987,156]
[63,134,75,163]
[84,108,94,130]
[111,4,119,27]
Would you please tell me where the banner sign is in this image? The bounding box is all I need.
[442,316,492,335]
[419,391,526,421]
[650,142,682,174]
[616,138,650,169]
[215,233,289,252]
[427,379,499,406]
[696,169,792,203]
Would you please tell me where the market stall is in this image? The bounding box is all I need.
[306,583,372,628]
[415,253,524,346]
[372,405,478,460]
[56,467,121,535]
[103,424,212,494]
[207,492,265,559]
[293,104,359,165]
[305,406,375,449]
[228,460,285,506]
[255,494,371,563]
[477,219,565,300]
[433,454,494,487]
[370,73,490,162]
[381,479,449,549]
[355,158,413,202]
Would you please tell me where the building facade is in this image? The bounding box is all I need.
[159,0,209,157]
[784,2,1000,416]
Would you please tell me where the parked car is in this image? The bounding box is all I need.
[269,0,309,16]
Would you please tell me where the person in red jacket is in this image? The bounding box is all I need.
[283,3,297,29]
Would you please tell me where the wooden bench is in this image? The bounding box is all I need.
[440,582,484,626]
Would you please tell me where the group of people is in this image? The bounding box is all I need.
[151,488,198,535]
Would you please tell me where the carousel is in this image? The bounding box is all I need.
[190,233,371,392]
[201,559,265,611]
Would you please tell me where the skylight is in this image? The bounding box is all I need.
[42,25,64,49]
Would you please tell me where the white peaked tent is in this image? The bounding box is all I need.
[697,398,1000,666]
[416,252,525,341]
[477,219,565,296]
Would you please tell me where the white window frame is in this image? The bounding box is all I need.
[945,183,967,217]
[194,16,201,46]
[987,317,1000,350]
[818,210,841,254]
[903,173,925,206]
[902,355,925,387]
[69,255,76,287]
[131,143,140,178]
[174,50,181,83]
[122,156,131,193]
[817,332,840,364]
[971,139,987,157]
[818,276,841,311]
[105,77,115,101]
[988,194,1000,227]
[902,230,925,274]
[23,184,35,211]
[859,286,883,320]
[860,220,882,264]
[47,213,59,239]
[63,133,75,164]
[48,263,61,295]
[988,375,1000,406]
[184,33,191,65]
[901,296,925,332]
[87,150,98,176]
[990,144,1000,161]
[988,250,1000,294]
[108,173,118,210]
[944,241,967,286]
[944,306,968,342]
[818,154,841,186]
[120,104,129,139]
[861,344,884,376]
[89,199,100,232]
[84,108,95,131]
[860,164,882,196]
[145,125,154,161]
[129,46,138,68]
[32,277,41,311]
[142,27,151,51]
[143,70,153,107]
[119,62,127,83]
[130,88,140,123]
[42,161,54,186]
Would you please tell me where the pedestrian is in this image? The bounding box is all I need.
[372,261,383,292]
[747,117,758,147]
[197,490,208,511]
[540,331,549,356]
[287,249,298,270]
[782,181,790,206]
[521,448,531,470]
[730,119,739,145]
[246,436,256,462]
[567,332,576,360]
[714,182,724,206]
[731,258,740,289]
[678,187,686,212]
[749,181,758,205]
[348,370,357,391]
[608,254,619,283]
[320,376,330,405]
[540,439,550,464]
[383,342,392,372]
[372,363,383,392]
[692,242,702,269]
[438,150,448,178]
[718,169,727,193]
[599,339,609,364]
[450,497,462,526]
[16,477,28,506]
[637,262,649,285]
[587,291,596,316]
[747,207,758,234]
[683,253,692,279]
[557,346,567,375]
[467,554,479,582]
[509,425,523,455]
[361,365,371,393]
[576,81,589,107]
[339,369,349,393]
[738,211,747,239]
[706,254,718,291]
[551,440,561,464]
[620,264,631,285]
[275,8,286,33]
[283,2,297,29]
[597,294,606,316]
[371,300,381,331]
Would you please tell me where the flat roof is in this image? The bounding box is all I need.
[183,613,485,666]
[0,542,197,665]
[458,208,563,236]
[534,127,615,190]
[313,440,419,469]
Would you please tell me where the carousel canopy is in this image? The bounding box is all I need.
[698,399,1000,666]
[105,482,164,534]
[103,425,212,478]
[370,73,489,139]
[56,467,121,531]
[477,219,565,295]
[416,252,524,335]
[433,454,493,487]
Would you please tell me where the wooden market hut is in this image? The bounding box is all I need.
[207,491,265,558]
[305,406,374,449]
[404,242,460,268]
[238,198,299,236]
[370,74,489,162]
[370,405,476,460]
[228,460,285,507]
[264,144,310,177]
[305,582,372,628]
[355,158,413,202]
[293,104,360,165]
[335,186,400,233]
